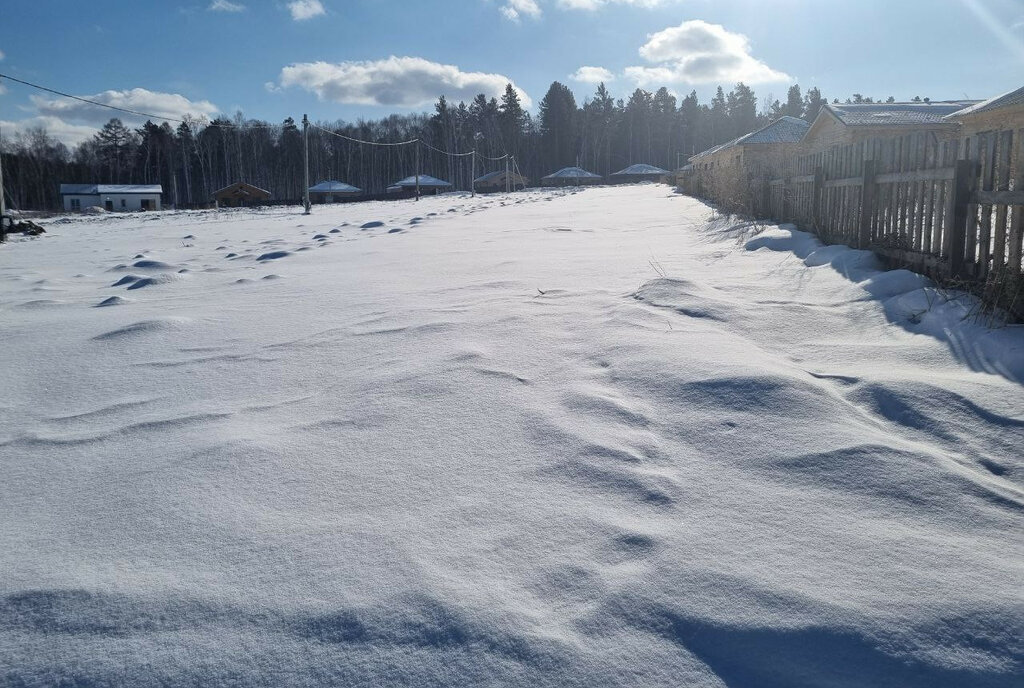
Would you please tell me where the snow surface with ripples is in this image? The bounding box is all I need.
[1,186,1022,687]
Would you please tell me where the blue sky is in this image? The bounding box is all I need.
[2,0,1023,145]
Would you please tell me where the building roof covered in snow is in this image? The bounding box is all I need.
[825,101,977,127]
[474,170,529,184]
[60,184,163,195]
[541,166,601,180]
[389,175,452,189]
[690,116,810,161]
[610,164,670,177]
[308,180,361,193]
[945,86,1024,119]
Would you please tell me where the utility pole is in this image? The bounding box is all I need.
[470,150,476,198]
[415,142,421,201]
[505,156,510,193]
[0,124,6,242]
[302,114,311,215]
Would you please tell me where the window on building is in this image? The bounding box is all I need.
[121,199,127,208]
[70,198,81,210]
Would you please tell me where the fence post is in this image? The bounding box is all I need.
[858,160,876,249]
[782,177,791,221]
[949,159,977,278]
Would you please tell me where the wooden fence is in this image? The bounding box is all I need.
[682,126,1024,315]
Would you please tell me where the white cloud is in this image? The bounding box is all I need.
[625,20,790,85]
[570,66,614,84]
[31,88,219,126]
[278,56,532,108]
[0,49,5,60]
[287,0,325,21]
[208,0,245,11]
[0,117,102,147]
[500,0,542,22]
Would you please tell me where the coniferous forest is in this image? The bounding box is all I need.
[1,81,834,210]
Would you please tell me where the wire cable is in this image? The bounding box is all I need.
[0,72,279,129]
[311,123,418,147]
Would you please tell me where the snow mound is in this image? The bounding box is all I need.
[91,317,190,340]
[256,250,291,261]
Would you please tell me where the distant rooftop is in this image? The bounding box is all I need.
[611,164,670,176]
[474,170,527,183]
[60,184,163,195]
[690,116,809,160]
[308,180,361,193]
[542,166,601,180]
[389,175,452,188]
[946,86,1024,118]
[827,101,978,126]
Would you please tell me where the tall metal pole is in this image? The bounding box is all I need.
[415,142,421,201]
[0,128,6,243]
[302,114,311,215]
[505,156,510,193]
[470,150,476,197]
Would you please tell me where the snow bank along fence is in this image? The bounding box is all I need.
[684,124,1024,316]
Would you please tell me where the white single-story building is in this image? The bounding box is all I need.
[60,184,163,212]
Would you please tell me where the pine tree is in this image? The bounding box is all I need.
[785,84,803,119]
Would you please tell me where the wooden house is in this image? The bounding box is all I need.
[386,175,452,196]
[609,164,671,184]
[308,181,362,204]
[944,86,1024,137]
[213,182,271,207]
[688,116,811,195]
[800,101,976,151]
[474,170,529,192]
[541,167,602,186]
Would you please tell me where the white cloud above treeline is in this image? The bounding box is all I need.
[278,56,532,108]
[1,88,220,146]
[625,20,790,85]
[208,0,245,11]
[287,0,325,21]
[570,66,614,84]
[31,88,219,126]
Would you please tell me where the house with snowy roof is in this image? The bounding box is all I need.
[944,86,1024,137]
[386,175,452,195]
[60,184,162,212]
[800,101,977,150]
[540,166,602,186]
[609,164,671,184]
[474,170,529,192]
[308,180,362,204]
[689,116,811,180]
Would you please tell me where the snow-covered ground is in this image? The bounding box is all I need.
[1,185,1021,687]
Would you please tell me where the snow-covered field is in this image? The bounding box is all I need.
[1,185,1022,687]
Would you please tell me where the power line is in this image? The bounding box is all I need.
[311,123,418,147]
[0,72,278,129]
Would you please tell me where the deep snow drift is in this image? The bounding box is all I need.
[1,186,1022,687]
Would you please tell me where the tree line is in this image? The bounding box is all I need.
[1,81,847,210]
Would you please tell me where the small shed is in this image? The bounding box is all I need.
[474,170,529,192]
[945,86,1024,136]
[308,181,362,204]
[60,184,162,212]
[387,175,452,196]
[541,167,602,186]
[609,164,671,184]
[213,182,271,207]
